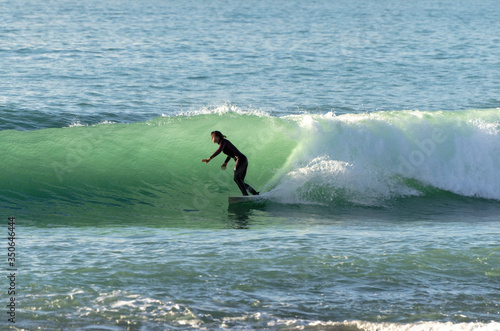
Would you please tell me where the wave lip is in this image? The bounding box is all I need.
[162,103,272,119]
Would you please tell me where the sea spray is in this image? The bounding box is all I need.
[270,109,500,204]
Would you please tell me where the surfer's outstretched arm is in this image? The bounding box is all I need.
[202,136,226,164]
[202,137,230,168]
[202,157,229,170]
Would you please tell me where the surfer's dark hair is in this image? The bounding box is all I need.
[211,131,226,140]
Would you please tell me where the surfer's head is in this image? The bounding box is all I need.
[211,131,226,144]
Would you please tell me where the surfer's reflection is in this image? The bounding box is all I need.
[227,204,251,229]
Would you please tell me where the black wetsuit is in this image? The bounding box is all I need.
[211,139,258,196]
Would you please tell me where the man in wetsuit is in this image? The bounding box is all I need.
[201,131,259,196]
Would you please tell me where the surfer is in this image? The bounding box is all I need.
[202,131,259,196]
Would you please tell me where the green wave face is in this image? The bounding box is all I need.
[1,109,499,223]
[0,113,296,222]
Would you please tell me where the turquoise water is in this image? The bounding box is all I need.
[1,0,500,330]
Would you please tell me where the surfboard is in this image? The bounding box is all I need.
[228,195,263,204]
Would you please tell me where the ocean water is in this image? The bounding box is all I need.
[1,0,500,330]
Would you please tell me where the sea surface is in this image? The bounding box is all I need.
[1,0,500,330]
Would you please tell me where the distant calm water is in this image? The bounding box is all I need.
[1,0,499,330]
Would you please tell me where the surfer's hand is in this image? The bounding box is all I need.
[202,158,210,164]
[221,162,227,170]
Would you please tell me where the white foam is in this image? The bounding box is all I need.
[220,313,500,330]
[283,320,500,331]
[68,121,86,127]
[71,289,500,330]
[163,102,271,118]
[76,290,204,328]
[269,109,500,204]
[269,155,420,205]
[67,120,117,128]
